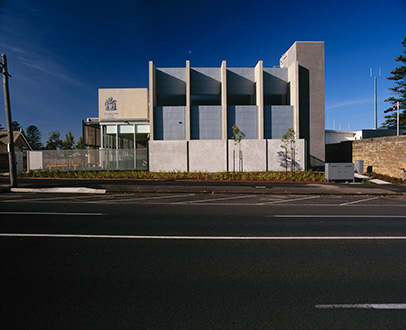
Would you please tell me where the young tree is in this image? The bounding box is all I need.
[281,128,296,172]
[61,131,75,150]
[45,131,63,150]
[26,125,42,150]
[231,124,246,171]
[382,36,406,127]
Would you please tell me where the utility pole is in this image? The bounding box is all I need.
[374,75,377,129]
[1,54,18,187]
[370,68,381,130]
[397,101,400,136]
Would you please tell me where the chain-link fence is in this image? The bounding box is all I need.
[28,149,148,171]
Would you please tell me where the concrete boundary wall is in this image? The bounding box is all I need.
[189,140,227,172]
[149,141,188,172]
[268,139,305,171]
[149,139,306,172]
[353,135,406,179]
[229,140,267,172]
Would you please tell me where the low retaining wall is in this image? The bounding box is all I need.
[149,139,306,172]
[352,135,406,179]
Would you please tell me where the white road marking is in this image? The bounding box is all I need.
[340,197,380,206]
[3,234,406,240]
[86,193,195,203]
[274,204,406,208]
[316,304,406,310]
[269,215,406,218]
[175,195,257,204]
[258,195,320,205]
[123,193,195,201]
[0,212,104,216]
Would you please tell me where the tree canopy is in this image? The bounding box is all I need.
[26,125,42,150]
[11,121,21,131]
[381,36,406,127]
[75,136,84,149]
[45,131,63,150]
[61,131,75,150]
[45,130,80,150]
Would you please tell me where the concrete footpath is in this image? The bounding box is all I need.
[1,177,406,196]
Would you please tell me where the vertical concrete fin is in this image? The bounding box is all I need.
[288,60,300,137]
[186,60,191,141]
[221,60,227,140]
[255,60,264,139]
[149,61,156,140]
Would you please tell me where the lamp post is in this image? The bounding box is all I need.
[1,54,17,187]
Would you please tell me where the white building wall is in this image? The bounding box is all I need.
[325,130,358,144]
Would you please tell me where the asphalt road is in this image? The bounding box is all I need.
[2,193,406,329]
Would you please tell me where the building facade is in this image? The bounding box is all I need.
[97,88,150,150]
[148,41,325,171]
[0,129,32,171]
[88,41,325,172]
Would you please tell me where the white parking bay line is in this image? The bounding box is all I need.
[340,197,380,206]
[258,195,320,205]
[3,234,406,240]
[316,304,406,310]
[128,193,195,201]
[176,195,257,204]
[0,211,104,216]
[87,193,195,203]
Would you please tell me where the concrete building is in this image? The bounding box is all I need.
[88,41,325,172]
[149,41,325,171]
[325,130,360,144]
[325,128,406,145]
[85,88,150,152]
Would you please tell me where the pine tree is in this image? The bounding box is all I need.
[11,121,21,131]
[26,125,42,150]
[75,136,84,149]
[61,131,75,150]
[382,36,406,127]
[45,131,63,150]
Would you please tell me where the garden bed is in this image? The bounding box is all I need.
[19,170,328,183]
[362,172,406,184]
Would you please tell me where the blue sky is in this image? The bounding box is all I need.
[0,0,405,144]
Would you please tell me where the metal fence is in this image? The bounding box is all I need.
[28,149,148,171]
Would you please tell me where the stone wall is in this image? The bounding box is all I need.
[352,135,406,178]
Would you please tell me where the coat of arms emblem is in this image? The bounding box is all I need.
[105,97,117,111]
